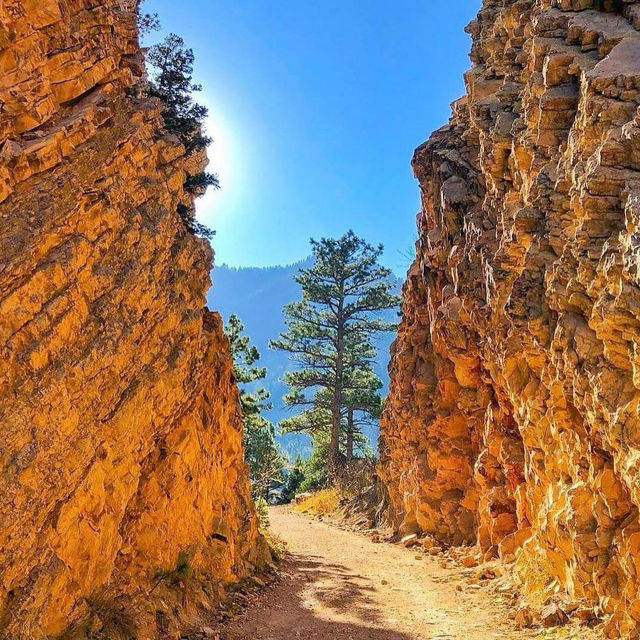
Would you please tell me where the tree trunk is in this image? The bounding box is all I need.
[329,391,341,484]
[346,409,354,461]
[329,309,344,484]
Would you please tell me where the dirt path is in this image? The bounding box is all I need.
[223,507,549,640]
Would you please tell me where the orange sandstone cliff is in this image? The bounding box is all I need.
[380,0,640,636]
[0,1,265,637]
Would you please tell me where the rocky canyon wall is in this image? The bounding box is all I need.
[0,1,265,638]
[380,0,640,636]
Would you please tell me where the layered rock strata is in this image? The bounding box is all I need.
[380,0,640,635]
[0,1,264,637]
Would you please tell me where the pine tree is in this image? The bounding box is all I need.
[136,0,159,36]
[225,314,285,500]
[244,419,286,501]
[147,33,214,157]
[280,372,379,463]
[271,231,399,482]
[225,314,268,407]
[342,368,383,460]
[145,31,217,238]
[282,456,305,502]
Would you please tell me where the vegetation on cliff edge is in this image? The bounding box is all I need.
[138,1,216,239]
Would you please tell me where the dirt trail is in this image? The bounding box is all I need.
[223,507,555,640]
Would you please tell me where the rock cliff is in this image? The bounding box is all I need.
[380,0,640,635]
[0,1,265,637]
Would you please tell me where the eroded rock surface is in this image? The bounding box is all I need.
[0,1,264,637]
[380,0,640,636]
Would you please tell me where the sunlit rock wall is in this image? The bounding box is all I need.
[380,0,640,635]
[0,1,264,637]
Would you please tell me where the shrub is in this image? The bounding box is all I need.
[153,550,193,589]
[298,444,329,493]
[184,171,219,195]
[281,459,305,503]
[293,488,339,516]
[176,204,215,239]
[255,496,270,530]
[56,590,139,640]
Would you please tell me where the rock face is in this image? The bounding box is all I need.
[380,0,640,635]
[0,1,264,637]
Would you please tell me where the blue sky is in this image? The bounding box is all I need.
[143,0,481,275]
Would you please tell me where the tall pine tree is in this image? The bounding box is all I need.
[225,314,285,500]
[271,231,399,481]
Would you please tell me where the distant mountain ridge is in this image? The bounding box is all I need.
[207,259,400,459]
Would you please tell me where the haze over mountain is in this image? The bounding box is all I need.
[208,260,400,459]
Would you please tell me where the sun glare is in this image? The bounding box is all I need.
[196,100,237,225]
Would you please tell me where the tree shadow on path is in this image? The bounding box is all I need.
[222,550,420,640]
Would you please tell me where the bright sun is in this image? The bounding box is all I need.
[196,102,238,226]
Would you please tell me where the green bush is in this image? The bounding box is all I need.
[176,204,215,239]
[255,496,270,530]
[184,171,219,194]
[281,457,305,502]
[298,444,329,493]
[153,550,193,588]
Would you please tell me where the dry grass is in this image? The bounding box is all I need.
[293,488,340,516]
[56,589,139,640]
[514,546,554,608]
[153,550,194,587]
[263,529,286,561]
